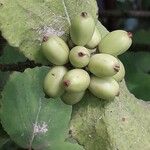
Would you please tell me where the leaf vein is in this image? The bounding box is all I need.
[29,98,42,150]
[62,0,71,25]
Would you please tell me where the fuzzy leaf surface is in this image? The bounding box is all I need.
[70,21,150,150]
[0,0,98,64]
[1,67,83,150]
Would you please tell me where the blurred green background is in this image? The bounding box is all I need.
[97,0,150,101]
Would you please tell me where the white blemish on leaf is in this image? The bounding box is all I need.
[33,121,48,135]
[37,17,67,40]
[42,26,65,37]
[37,14,67,40]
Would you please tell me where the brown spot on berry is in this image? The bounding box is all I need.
[122,117,126,122]
[69,130,72,134]
[116,91,120,97]
[43,36,49,42]
[81,12,88,17]
[114,65,120,72]
[51,73,55,76]
[63,80,70,87]
[128,32,133,38]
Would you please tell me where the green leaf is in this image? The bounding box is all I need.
[70,21,150,150]
[119,52,150,101]
[0,71,10,92]
[0,141,19,150]
[0,44,26,93]
[0,45,26,64]
[0,0,98,64]
[133,30,150,45]
[119,51,150,73]
[1,67,84,150]
[126,73,150,101]
[70,81,150,150]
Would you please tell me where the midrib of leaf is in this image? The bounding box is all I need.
[62,0,71,25]
[29,98,42,150]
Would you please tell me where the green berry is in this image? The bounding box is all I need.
[89,76,120,100]
[42,35,69,65]
[61,91,85,105]
[63,69,90,92]
[88,54,120,77]
[43,66,67,98]
[86,28,101,49]
[70,12,95,46]
[98,30,132,56]
[113,60,125,82]
[69,46,90,68]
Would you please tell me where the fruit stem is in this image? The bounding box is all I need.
[63,80,70,87]
[78,52,85,57]
[81,12,88,17]
[127,32,133,38]
[43,36,49,42]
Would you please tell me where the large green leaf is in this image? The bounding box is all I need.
[120,52,150,74]
[119,52,150,101]
[0,0,98,64]
[0,45,26,64]
[127,73,150,101]
[1,67,84,150]
[133,30,150,45]
[70,21,150,150]
[70,81,150,150]
[0,44,26,93]
[0,72,10,92]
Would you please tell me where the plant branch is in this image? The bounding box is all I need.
[100,10,150,18]
[0,60,42,72]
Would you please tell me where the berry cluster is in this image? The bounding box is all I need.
[42,12,132,105]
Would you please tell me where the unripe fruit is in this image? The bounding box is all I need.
[98,30,132,56]
[113,60,125,82]
[42,35,69,65]
[43,66,67,98]
[88,54,120,77]
[87,48,97,55]
[69,46,90,68]
[86,28,101,49]
[70,12,95,46]
[89,76,120,100]
[63,69,90,92]
[61,91,85,105]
